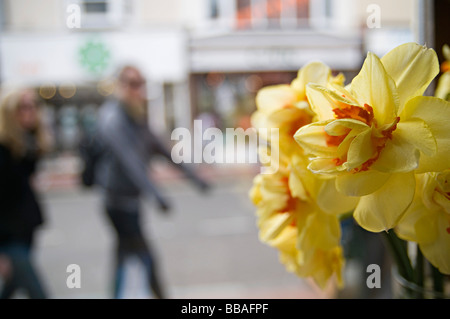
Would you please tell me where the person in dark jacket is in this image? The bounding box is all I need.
[95,66,209,299]
[0,88,51,299]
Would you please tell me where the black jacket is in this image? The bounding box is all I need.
[0,143,44,245]
[96,99,207,211]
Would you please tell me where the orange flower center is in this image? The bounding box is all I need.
[333,103,375,126]
[326,103,400,172]
[283,105,313,137]
[442,61,450,73]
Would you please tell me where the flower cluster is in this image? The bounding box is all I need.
[435,44,450,101]
[249,42,450,289]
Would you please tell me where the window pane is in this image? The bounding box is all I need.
[267,0,281,20]
[210,0,219,18]
[236,0,252,29]
[84,2,108,13]
[297,0,309,19]
[267,0,281,28]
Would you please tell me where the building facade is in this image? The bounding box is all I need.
[0,0,417,152]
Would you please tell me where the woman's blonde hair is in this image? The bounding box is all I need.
[0,87,51,158]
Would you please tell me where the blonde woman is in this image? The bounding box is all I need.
[0,87,50,299]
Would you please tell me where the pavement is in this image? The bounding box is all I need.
[22,155,335,299]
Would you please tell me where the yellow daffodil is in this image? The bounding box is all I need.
[251,62,344,160]
[435,44,450,101]
[294,43,450,232]
[396,171,450,274]
[249,155,357,289]
[249,61,357,289]
[295,209,346,289]
[249,166,311,279]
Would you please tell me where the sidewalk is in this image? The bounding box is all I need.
[25,153,337,299]
[34,152,262,193]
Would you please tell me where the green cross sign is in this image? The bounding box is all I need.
[78,39,111,74]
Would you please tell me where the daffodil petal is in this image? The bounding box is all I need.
[259,212,295,242]
[294,121,336,157]
[306,84,360,122]
[298,211,341,251]
[336,131,356,159]
[305,84,336,121]
[296,211,344,288]
[250,110,270,132]
[436,172,450,193]
[353,172,415,232]
[397,172,450,275]
[401,96,450,173]
[290,155,322,198]
[414,213,439,244]
[249,176,263,205]
[328,83,360,105]
[291,62,331,99]
[370,134,420,173]
[256,84,297,114]
[288,166,309,201]
[395,119,437,157]
[421,173,440,211]
[444,44,450,60]
[308,158,340,174]
[395,200,428,242]
[335,170,390,196]
[296,246,345,289]
[350,52,399,125]
[381,43,439,110]
[419,211,450,274]
[433,191,450,214]
[435,72,450,100]
[309,83,360,107]
[268,224,297,251]
[266,107,312,141]
[316,178,358,215]
[324,118,369,136]
[345,128,375,170]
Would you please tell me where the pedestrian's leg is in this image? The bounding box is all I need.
[0,248,17,298]
[137,245,165,299]
[123,217,166,299]
[105,207,137,299]
[1,245,47,299]
[16,256,47,299]
[23,237,48,299]
[0,276,16,299]
[105,205,166,299]
[113,242,127,299]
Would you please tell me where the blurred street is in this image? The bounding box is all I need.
[0,0,448,301]
[31,159,330,299]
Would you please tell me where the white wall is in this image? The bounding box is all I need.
[0,31,188,85]
[4,0,415,32]
[135,0,208,29]
[6,0,65,31]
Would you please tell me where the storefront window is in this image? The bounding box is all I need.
[192,71,297,130]
[83,0,108,13]
[235,0,310,30]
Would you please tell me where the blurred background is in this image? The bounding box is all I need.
[0,0,448,299]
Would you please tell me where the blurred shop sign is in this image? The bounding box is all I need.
[0,30,188,86]
[363,27,415,57]
[190,31,362,73]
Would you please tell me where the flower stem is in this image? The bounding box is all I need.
[382,230,413,282]
[431,264,444,298]
[413,245,424,298]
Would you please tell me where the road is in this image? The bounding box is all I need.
[31,170,331,299]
